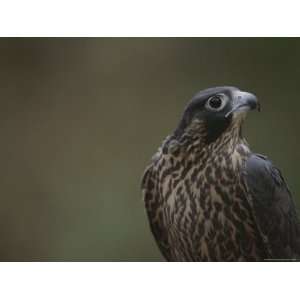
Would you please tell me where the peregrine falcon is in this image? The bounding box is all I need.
[141,86,300,261]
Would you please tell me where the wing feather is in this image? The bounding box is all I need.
[244,154,300,259]
[141,164,173,261]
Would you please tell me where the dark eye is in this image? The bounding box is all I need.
[206,95,226,111]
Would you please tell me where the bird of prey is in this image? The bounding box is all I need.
[141,86,300,261]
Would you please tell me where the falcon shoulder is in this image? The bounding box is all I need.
[244,153,300,259]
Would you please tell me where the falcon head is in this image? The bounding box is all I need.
[175,86,259,144]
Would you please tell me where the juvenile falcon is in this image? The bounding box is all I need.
[141,86,300,261]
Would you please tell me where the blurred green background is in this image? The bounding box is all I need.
[0,38,299,261]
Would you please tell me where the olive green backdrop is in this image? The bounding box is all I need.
[0,38,298,261]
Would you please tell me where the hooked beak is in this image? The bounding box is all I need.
[225,90,260,118]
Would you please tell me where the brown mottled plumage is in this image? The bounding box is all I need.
[142,86,300,261]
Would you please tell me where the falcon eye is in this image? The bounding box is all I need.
[206,95,226,111]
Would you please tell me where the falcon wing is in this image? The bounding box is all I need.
[244,154,300,259]
[141,164,173,261]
